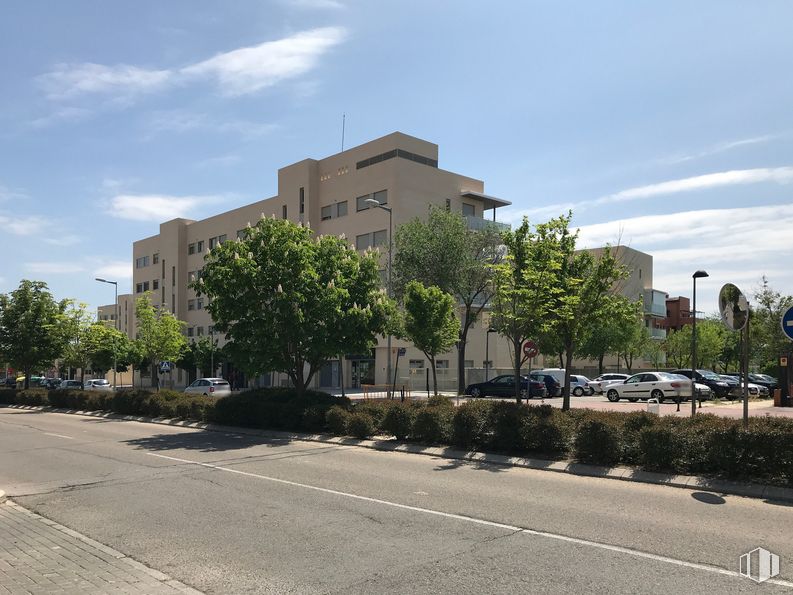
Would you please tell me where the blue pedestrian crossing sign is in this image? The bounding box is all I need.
[159,361,173,373]
[782,306,793,341]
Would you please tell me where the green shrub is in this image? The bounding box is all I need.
[451,400,493,449]
[573,418,622,466]
[0,389,16,404]
[326,406,351,435]
[413,407,453,444]
[381,402,415,440]
[354,401,392,429]
[638,424,677,471]
[347,412,376,439]
[621,411,661,464]
[520,407,572,456]
[427,395,454,408]
[488,401,529,452]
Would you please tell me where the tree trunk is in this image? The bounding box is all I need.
[557,352,564,368]
[513,338,523,404]
[562,350,574,411]
[23,366,30,389]
[598,353,604,375]
[457,324,470,395]
[430,355,438,395]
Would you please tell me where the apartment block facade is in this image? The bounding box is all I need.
[128,132,519,390]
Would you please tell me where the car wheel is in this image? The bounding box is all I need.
[606,389,620,402]
[651,389,664,401]
[628,397,639,402]
[203,392,209,396]
[587,387,595,396]
[470,387,481,398]
[520,388,529,399]
[573,386,584,397]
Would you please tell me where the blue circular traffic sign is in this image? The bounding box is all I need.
[782,306,793,341]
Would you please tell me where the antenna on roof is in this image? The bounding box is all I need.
[341,113,346,151]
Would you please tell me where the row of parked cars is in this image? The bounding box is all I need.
[464,368,778,402]
[3,377,112,390]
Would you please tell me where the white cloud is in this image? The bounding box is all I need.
[0,215,45,235]
[26,262,86,275]
[38,63,171,100]
[37,27,347,101]
[0,185,28,202]
[660,135,777,165]
[181,27,347,96]
[575,203,793,310]
[283,0,345,9]
[94,261,133,280]
[196,154,241,168]
[107,194,226,221]
[43,235,81,247]
[145,110,278,138]
[29,107,92,129]
[502,166,793,223]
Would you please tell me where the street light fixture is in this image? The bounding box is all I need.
[364,198,393,395]
[95,278,118,390]
[691,270,709,417]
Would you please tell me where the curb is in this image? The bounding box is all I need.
[3,403,793,504]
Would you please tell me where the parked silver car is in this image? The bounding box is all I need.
[586,373,630,395]
[184,378,231,397]
[84,379,112,391]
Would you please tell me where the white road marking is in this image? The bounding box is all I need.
[43,433,75,440]
[148,452,793,588]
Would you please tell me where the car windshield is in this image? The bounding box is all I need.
[213,381,229,386]
[697,370,720,380]
[93,380,109,385]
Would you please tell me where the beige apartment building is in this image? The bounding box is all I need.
[127,132,525,391]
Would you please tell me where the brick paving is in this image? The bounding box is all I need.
[0,500,201,595]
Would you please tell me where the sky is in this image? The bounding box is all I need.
[1,1,792,317]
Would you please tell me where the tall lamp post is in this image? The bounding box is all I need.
[485,328,497,381]
[95,278,118,390]
[365,198,393,395]
[691,270,709,417]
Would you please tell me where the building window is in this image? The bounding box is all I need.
[197,326,204,336]
[237,229,246,239]
[321,201,349,221]
[356,233,371,251]
[153,279,159,290]
[409,360,425,369]
[208,325,214,335]
[299,187,305,214]
[446,198,451,211]
[135,283,143,293]
[196,298,204,310]
[356,148,438,170]
[172,266,176,287]
[462,203,475,217]
[218,234,226,244]
[152,253,159,264]
[187,327,194,338]
[188,299,195,311]
[142,281,150,292]
[464,360,474,368]
[373,229,388,247]
[188,244,195,255]
[357,190,388,212]
[282,205,287,219]
[436,360,449,369]
[135,256,149,269]
[188,271,196,283]
[197,240,204,252]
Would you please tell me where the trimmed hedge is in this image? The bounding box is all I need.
[2,387,792,486]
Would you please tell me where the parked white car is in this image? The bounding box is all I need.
[184,378,231,397]
[586,373,630,395]
[83,379,112,391]
[569,374,593,396]
[605,372,708,403]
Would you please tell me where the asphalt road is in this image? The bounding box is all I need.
[1,407,792,594]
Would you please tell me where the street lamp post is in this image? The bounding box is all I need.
[365,198,393,396]
[95,278,118,390]
[485,328,497,381]
[691,270,709,417]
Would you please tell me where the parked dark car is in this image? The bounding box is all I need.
[465,374,547,398]
[3,377,16,387]
[42,378,62,389]
[530,373,562,397]
[671,369,733,399]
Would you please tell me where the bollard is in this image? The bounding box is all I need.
[647,398,660,415]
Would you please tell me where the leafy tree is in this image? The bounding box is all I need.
[196,218,393,396]
[663,325,692,369]
[61,301,95,383]
[644,335,665,369]
[402,281,460,395]
[134,294,186,389]
[751,277,793,374]
[85,323,135,376]
[393,207,503,394]
[577,297,641,374]
[0,280,68,388]
[620,323,651,373]
[490,217,562,402]
[542,216,629,410]
[178,335,223,380]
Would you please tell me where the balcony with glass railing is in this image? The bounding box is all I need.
[650,327,667,339]
[465,215,511,232]
[643,289,667,318]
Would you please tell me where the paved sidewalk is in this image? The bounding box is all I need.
[0,500,201,594]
